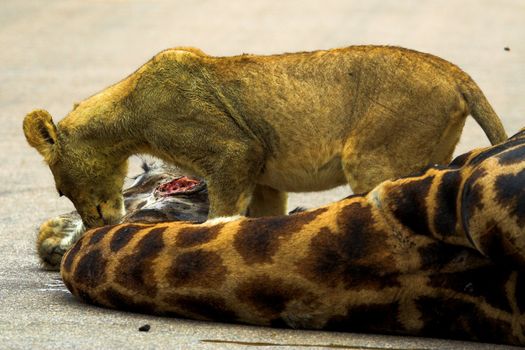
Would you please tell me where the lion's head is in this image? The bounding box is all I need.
[23,109,127,228]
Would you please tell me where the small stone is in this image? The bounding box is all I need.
[138,324,151,332]
[504,47,510,51]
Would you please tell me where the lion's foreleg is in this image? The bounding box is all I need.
[247,184,287,217]
[206,178,254,218]
[203,156,260,218]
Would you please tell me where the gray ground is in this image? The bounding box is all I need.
[1,1,524,349]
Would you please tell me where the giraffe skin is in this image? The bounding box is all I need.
[60,129,525,345]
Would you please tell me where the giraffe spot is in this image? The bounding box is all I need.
[449,150,474,167]
[388,176,434,237]
[235,274,304,318]
[103,287,157,314]
[462,178,486,227]
[495,169,525,227]
[115,227,166,297]
[428,265,513,313]
[298,202,399,289]
[73,249,107,289]
[478,222,525,269]
[88,225,112,245]
[164,294,237,322]
[468,166,488,184]
[62,236,84,273]
[416,296,515,344]
[468,138,525,166]
[497,144,525,165]
[324,302,404,333]
[418,242,475,270]
[433,170,461,236]
[461,167,489,247]
[234,207,327,265]
[110,224,143,252]
[176,224,224,248]
[77,290,96,305]
[167,249,227,288]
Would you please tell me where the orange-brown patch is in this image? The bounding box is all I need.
[234,207,327,265]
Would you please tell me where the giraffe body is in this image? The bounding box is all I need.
[61,130,525,345]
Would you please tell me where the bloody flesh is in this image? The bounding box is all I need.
[155,176,200,196]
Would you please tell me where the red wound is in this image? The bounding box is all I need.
[155,176,201,196]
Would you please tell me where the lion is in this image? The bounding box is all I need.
[23,45,506,228]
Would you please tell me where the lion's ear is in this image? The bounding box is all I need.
[23,109,58,162]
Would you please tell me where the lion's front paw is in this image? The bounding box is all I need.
[37,213,85,271]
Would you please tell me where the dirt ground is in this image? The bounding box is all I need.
[1,1,524,349]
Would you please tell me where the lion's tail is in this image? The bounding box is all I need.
[459,76,507,145]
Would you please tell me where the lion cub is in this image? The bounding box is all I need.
[23,45,506,227]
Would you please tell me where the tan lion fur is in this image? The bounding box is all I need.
[23,45,506,227]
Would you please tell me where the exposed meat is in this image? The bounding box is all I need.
[154,176,201,196]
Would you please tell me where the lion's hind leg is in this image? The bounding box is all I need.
[341,119,464,195]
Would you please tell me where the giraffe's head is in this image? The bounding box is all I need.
[23,109,127,228]
[122,158,208,223]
